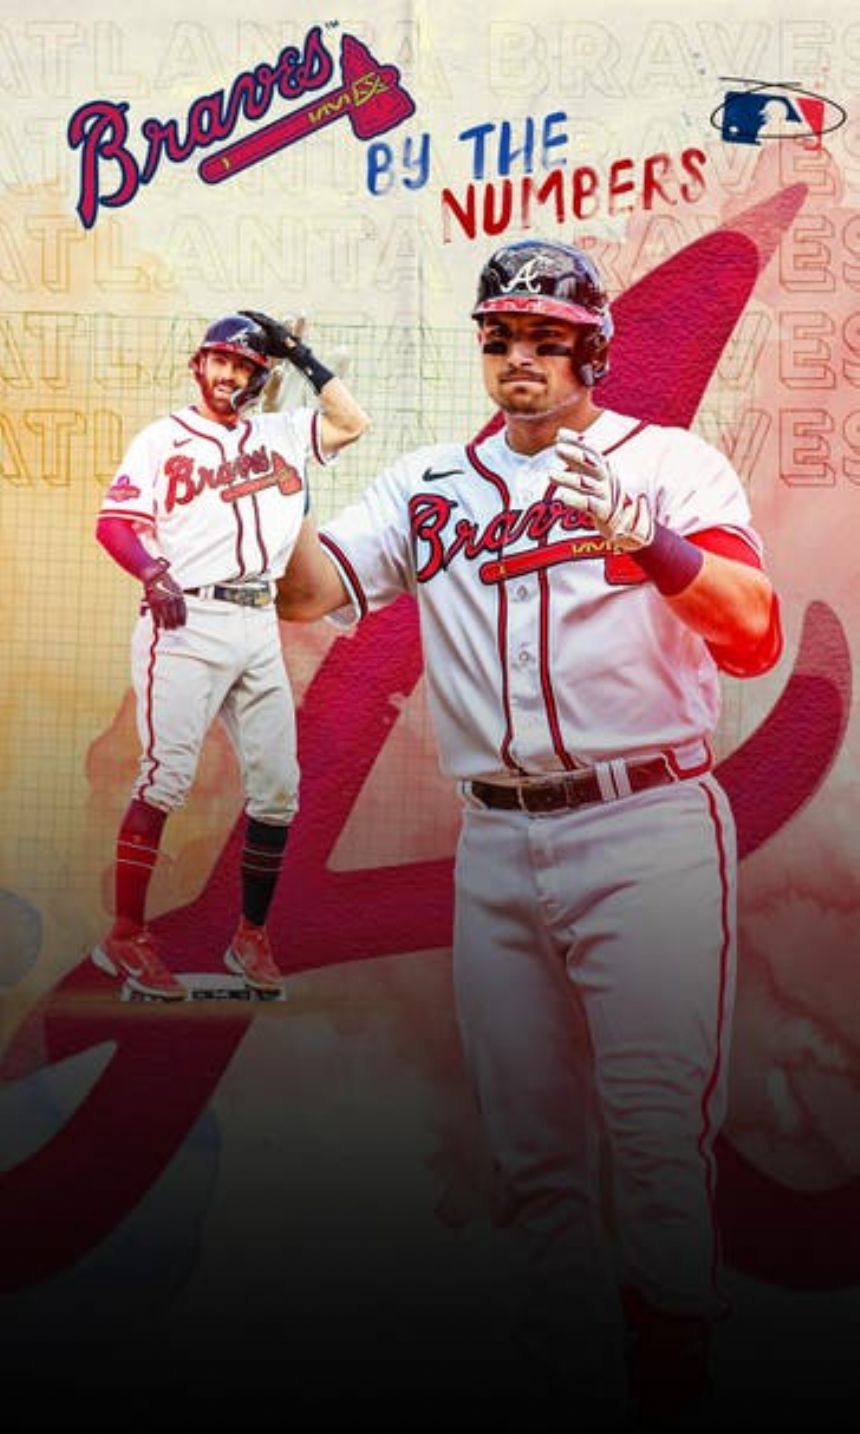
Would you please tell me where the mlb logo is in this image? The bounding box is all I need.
[720,88,825,149]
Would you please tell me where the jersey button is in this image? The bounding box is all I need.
[517,648,531,666]
[515,584,529,600]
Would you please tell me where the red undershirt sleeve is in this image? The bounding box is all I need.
[688,528,783,677]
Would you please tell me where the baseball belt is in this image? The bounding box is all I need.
[468,754,682,815]
[182,582,274,608]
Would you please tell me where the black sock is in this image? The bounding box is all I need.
[240,819,289,926]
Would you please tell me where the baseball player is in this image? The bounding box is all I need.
[275,240,783,1425]
[91,311,369,1000]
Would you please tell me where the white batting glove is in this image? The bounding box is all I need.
[553,429,654,552]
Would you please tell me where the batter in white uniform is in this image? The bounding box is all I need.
[91,311,369,999]
[275,241,782,1427]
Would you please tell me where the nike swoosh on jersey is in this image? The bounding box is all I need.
[421,466,463,482]
[172,437,192,447]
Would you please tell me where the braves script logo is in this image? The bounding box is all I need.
[67,26,416,229]
[410,492,583,580]
[408,491,635,586]
[164,448,302,513]
[1,184,857,1298]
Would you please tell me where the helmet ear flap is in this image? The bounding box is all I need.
[230,363,270,413]
[574,311,613,387]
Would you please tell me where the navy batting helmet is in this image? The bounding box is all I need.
[472,239,613,385]
[194,313,271,370]
[191,313,272,412]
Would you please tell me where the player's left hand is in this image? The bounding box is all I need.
[554,429,654,552]
[238,308,301,359]
[141,558,187,629]
[239,309,334,396]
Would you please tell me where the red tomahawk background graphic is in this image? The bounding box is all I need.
[198,34,415,184]
[0,182,854,1294]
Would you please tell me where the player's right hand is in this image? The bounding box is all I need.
[554,429,655,552]
[141,559,187,629]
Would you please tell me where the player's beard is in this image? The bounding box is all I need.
[498,382,591,427]
[197,372,246,418]
[495,372,548,415]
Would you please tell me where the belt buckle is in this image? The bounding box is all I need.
[232,584,270,607]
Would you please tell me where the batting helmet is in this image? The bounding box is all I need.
[191,313,272,412]
[193,313,271,370]
[472,240,613,385]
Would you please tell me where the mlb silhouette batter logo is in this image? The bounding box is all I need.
[714,80,843,151]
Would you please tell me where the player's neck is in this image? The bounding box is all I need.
[504,397,602,455]
[192,402,239,428]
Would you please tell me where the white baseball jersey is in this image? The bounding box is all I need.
[99,405,328,587]
[321,408,762,780]
[99,402,330,822]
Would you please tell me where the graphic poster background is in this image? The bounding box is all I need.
[0,0,858,1427]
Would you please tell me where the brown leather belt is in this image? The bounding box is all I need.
[468,755,679,815]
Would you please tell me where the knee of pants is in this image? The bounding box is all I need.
[133,767,195,814]
[245,787,299,825]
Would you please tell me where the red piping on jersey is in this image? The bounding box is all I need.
[135,624,162,804]
[602,418,650,456]
[466,441,523,774]
[172,412,248,579]
[697,780,733,1304]
[319,532,369,621]
[232,500,246,578]
[537,565,577,770]
[250,494,267,574]
[170,412,228,451]
[98,507,155,526]
[237,423,267,576]
[663,739,713,780]
[311,411,325,466]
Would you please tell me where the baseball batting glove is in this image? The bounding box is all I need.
[262,330,353,414]
[553,429,654,552]
[238,309,334,394]
[141,558,187,630]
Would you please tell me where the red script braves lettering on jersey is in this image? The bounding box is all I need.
[164,448,302,511]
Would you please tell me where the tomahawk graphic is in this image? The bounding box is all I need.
[199,34,415,184]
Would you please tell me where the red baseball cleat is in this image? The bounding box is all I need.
[91,928,186,1001]
[224,920,285,995]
